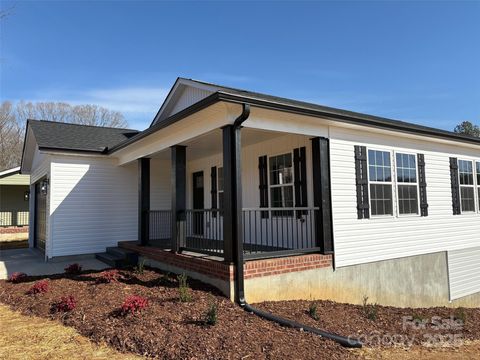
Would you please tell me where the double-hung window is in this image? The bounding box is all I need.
[217,167,224,213]
[458,160,476,213]
[395,153,419,215]
[368,149,393,216]
[269,153,294,215]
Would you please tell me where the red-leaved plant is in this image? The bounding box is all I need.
[64,263,82,274]
[27,280,49,295]
[121,295,148,315]
[96,269,121,284]
[8,272,27,283]
[55,295,76,312]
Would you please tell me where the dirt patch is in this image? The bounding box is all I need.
[0,304,141,360]
[0,268,354,360]
[256,299,480,348]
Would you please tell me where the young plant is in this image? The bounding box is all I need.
[27,280,49,295]
[55,295,77,312]
[64,263,82,275]
[121,295,148,315]
[454,307,467,324]
[177,273,192,302]
[205,298,218,326]
[134,259,146,274]
[96,269,121,284]
[308,301,319,320]
[362,295,379,321]
[8,272,27,283]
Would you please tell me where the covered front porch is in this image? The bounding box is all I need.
[133,120,333,263]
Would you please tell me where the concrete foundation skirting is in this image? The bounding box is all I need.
[245,251,480,308]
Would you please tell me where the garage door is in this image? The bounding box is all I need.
[447,247,480,300]
[34,181,47,252]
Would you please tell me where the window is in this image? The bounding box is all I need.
[269,153,294,215]
[368,150,393,216]
[477,162,480,210]
[217,167,224,212]
[458,160,475,213]
[396,153,419,215]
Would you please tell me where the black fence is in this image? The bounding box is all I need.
[148,207,320,259]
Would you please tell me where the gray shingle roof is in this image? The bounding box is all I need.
[28,120,139,153]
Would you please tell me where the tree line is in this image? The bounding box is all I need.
[0,101,128,171]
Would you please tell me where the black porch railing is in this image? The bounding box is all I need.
[147,207,320,260]
[0,211,29,227]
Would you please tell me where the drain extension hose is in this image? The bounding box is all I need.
[231,103,362,349]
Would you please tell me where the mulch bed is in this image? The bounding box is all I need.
[0,268,356,360]
[0,267,478,358]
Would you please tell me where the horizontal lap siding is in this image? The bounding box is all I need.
[448,247,480,300]
[330,127,480,268]
[49,156,137,257]
[150,158,171,210]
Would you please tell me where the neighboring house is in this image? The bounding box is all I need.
[0,167,30,240]
[20,78,480,307]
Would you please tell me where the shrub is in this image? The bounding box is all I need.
[121,295,148,315]
[177,273,192,302]
[308,301,319,320]
[55,295,77,312]
[8,272,27,283]
[134,259,146,274]
[205,299,218,326]
[64,263,82,274]
[362,295,379,321]
[454,307,467,324]
[27,280,49,295]
[96,269,121,284]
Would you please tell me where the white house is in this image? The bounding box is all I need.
[20,78,480,307]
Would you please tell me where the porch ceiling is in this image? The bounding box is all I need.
[150,128,290,161]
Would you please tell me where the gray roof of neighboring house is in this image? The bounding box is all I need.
[28,120,139,153]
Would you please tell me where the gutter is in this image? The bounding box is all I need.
[231,103,362,349]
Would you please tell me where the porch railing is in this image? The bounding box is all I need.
[147,207,319,259]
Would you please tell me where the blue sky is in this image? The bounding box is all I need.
[1,1,479,131]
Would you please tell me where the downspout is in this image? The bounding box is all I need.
[231,103,362,349]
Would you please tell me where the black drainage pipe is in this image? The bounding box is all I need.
[231,103,362,349]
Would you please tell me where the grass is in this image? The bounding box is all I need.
[0,304,141,360]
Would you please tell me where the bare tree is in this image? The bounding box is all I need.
[0,100,128,171]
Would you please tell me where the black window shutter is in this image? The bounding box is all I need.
[294,147,308,217]
[417,154,429,217]
[354,145,370,219]
[450,157,461,215]
[258,155,269,218]
[211,166,217,218]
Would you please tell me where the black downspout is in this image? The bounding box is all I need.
[230,103,362,349]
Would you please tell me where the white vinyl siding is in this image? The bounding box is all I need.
[330,126,480,268]
[447,247,480,300]
[49,156,138,257]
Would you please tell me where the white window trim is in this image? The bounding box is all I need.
[458,159,477,214]
[477,161,480,213]
[394,151,421,218]
[267,151,295,215]
[366,148,395,218]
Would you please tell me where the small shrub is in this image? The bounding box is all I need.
[55,295,77,312]
[121,295,148,315]
[177,273,192,302]
[8,272,27,283]
[134,259,145,274]
[362,295,378,321]
[454,307,467,324]
[205,298,218,326]
[96,269,121,284]
[27,280,49,295]
[64,263,82,274]
[308,301,319,320]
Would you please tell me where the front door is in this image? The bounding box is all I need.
[192,171,204,235]
[34,180,47,252]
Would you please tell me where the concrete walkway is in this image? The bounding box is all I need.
[0,248,108,280]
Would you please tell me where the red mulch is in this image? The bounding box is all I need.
[0,268,356,359]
